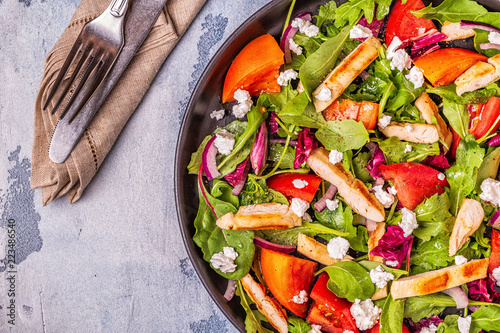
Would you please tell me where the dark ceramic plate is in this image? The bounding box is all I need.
[175,0,500,332]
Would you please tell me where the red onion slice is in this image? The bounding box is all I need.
[489,133,500,147]
[231,159,250,197]
[224,279,237,301]
[461,20,500,34]
[480,43,500,51]
[202,136,221,180]
[491,210,500,228]
[280,12,312,63]
[412,44,440,61]
[412,32,447,51]
[441,286,469,309]
[314,184,338,212]
[254,236,296,253]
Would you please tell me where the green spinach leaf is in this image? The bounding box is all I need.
[322,261,375,302]
[288,318,312,333]
[380,294,405,333]
[316,119,370,152]
[442,98,470,140]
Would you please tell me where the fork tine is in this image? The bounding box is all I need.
[58,50,101,120]
[50,44,93,116]
[68,54,110,124]
[43,39,84,111]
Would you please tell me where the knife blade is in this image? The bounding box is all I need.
[48,0,168,163]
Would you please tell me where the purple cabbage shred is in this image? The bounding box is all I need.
[224,158,250,187]
[467,276,500,304]
[366,142,386,179]
[407,315,444,333]
[420,153,450,171]
[294,128,318,169]
[357,16,384,40]
[370,225,412,269]
[266,111,280,135]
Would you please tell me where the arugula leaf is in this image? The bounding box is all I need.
[299,26,350,97]
[352,151,374,183]
[412,0,489,24]
[240,178,288,206]
[410,233,454,274]
[404,293,456,322]
[436,314,483,333]
[475,146,500,192]
[269,84,299,111]
[236,281,274,333]
[379,294,405,333]
[268,143,296,169]
[446,135,485,216]
[293,33,323,56]
[322,261,376,302]
[386,72,425,111]
[315,1,337,28]
[278,92,326,129]
[258,222,348,246]
[442,98,470,140]
[316,119,370,152]
[413,193,454,241]
[378,136,440,164]
[288,318,312,333]
[334,0,392,27]
[471,305,500,331]
[427,83,500,105]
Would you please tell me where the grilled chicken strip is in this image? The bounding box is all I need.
[415,92,453,149]
[455,54,500,96]
[449,198,484,256]
[380,121,440,144]
[297,233,353,266]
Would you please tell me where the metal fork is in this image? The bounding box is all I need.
[43,0,129,123]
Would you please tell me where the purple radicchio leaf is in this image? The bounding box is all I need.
[224,158,250,196]
[407,315,444,333]
[250,122,268,175]
[366,142,386,179]
[467,276,500,304]
[420,153,450,171]
[266,111,280,135]
[370,225,412,269]
[294,127,318,169]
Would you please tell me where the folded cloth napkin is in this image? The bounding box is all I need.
[31,0,205,205]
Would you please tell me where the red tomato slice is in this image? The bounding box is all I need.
[260,248,318,317]
[488,228,500,275]
[266,173,322,203]
[379,162,449,210]
[385,0,436,46]
[307,273,359,333]
[468,97,500,140]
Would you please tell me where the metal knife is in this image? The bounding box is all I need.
[49,0,168,163]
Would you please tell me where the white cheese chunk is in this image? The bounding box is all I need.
[292,179,309,189]
[327,236,350,259]
[329,149,343,165]
[390,49,412,72]
[214,130,235,155]
[479,178,500,206]
[350,298,382,330]
[420,324,438,333]
[457,315,471,333]
[399,208,418,237]
[290,198,310,217]
[372,185,394,208]
[492,267,500,286]
[289,38,303,55]
[388,186,398,195]
[369,265,395,288]
[405,66,425,89]
[210,246,238,273]
[292,18,319,37]
[489,31,500,44]
[387,36,403,60]
[210,109,225,120]
[377,114,392,129]
[232,89,253,118]
[350,24,373,39]
[308,325,323,333]
[385,260,399,267]
[454,255,468,265]
[404,144,412,153]
[315,86,332,101]
[437,172,446,181]
[292,290,308,304]
[326,198,340,211]
[277,69,299,86]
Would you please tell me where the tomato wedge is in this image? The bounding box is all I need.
[488,228,500,275]
[385,0,436,46]
[222,34,284,103]
[260,248,318,317]
[266,173,322,203]
[379,162,449,210]
[468,97,500,140]
[322,99,379,130]
[307,273,359,333]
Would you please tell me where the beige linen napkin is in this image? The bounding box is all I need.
[31,0,205,205]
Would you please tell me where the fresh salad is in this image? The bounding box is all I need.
[187,0,500,332]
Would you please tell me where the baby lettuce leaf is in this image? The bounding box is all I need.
[322,261,375,302]
[404,294,456,322]
[278,92,326,129]
[385,72,425,111]
[315,1,337,29]
[446,135,485,216]
[442,98,470,140]
[427,83,500,105]
[235,281,274,333]
[258,222,348,246]
[299,26,350,98]
[380,294,405,333]
[378,136,440,164]
[436,314,482,333]
[471,305,500,331]
[410,233,454,274]
[412,0,490,24]
[268,143,296,169]
[288,318,312,333]
[316,119,370,152]
[239,178,288,206]
[335,0,392,27]
[475,146,500,192]
[413,193,454,242]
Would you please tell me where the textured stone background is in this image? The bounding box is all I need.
[0,0,271,331]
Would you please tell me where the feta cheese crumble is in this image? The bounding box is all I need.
[378,114,392,129]
[437,172,446,181]
[291,198,310,217]
[479,178,500,206]
[420,324,438,333]
[399,208,418,237]
[390,49,412,72]
[386,36,403,60]
[303,212,313,223]
[404,144,412,153]
[232,89,253,118]
[234,89,251,103]
[292,290,308,304]
[277,69,298,86]
[388,186,398,195]
[327,236,350,259]
[315,86,332,101]
[372,185,394,208]
[292,18,319,37]
[326,198,340,211]
[214,130,236,155]
[385,260,399,267]
[350,24,373,39]
[369,265,395,288]
[455,255,468,265]
[308,324,323,333]
[292,178,309,189]
[489,31,500,45]
[405,124,414,132]
[329,149,343,165]
[492,267,500,286]
[210,109,225,120]
[210,246,238,273]
[289,38,303,55]
[458,315,471,333]
[350,299,382,330]
[405,66,425,89]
